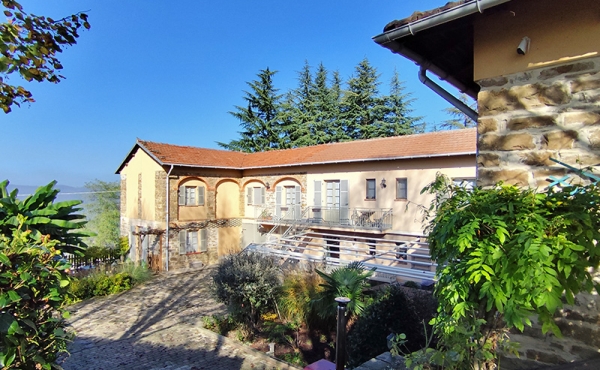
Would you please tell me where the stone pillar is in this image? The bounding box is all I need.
[477,57,600,188]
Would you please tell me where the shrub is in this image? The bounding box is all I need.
[420,175,600,369]
[67,263,150,303]
[278,265,323,328]
[202,314,237,336]
[212,252,281,336]
[347,285,437,368]
[0,229,72,369]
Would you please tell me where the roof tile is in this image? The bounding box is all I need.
[136,129,476,170]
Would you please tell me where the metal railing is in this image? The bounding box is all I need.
[255,206,303,223]
[306,206,393,230]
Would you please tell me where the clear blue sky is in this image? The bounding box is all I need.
[3,0,462,187]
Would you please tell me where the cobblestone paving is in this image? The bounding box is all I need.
[60,268,299,370]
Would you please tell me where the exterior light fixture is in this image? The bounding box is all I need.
[380,179,387,188]
[517,36,530,55]
[265,182,270,189]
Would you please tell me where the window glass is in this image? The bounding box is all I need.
[366,179,376,200]
[396,178,407,199]
[185,186,196,205]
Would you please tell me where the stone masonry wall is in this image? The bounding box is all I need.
[477,57,600,188]
[476,56,600,367]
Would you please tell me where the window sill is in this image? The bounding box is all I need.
[179,205,205,207]
[395,198,408,201]
[364,198,376,201]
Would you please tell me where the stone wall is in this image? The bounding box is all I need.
[476,56,600,367]
[477,56,600,188]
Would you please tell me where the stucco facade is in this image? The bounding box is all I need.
[117,131,476,272]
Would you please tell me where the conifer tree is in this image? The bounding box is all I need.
[217,68,283,152]
[440,93,477,130]
[341,58,387,140]
[379,69,424,136]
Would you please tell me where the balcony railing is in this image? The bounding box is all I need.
[255,205,393,230]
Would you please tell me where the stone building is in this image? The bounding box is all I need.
[116,130,475,277]
[374,0,600,367]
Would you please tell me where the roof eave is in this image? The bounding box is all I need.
[372,0,512,46]
[115,140,166,174]
[164,151,476,172]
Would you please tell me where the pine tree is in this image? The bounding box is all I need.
[341,58,387,140]
[280,61,318,147]
[440,93,477,130]
[378,69,424,136]
[217,68,284,152]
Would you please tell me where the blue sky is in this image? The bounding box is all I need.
[3,0,460,187]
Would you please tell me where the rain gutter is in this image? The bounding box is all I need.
[165,164,174,272]
[372,0,512,112]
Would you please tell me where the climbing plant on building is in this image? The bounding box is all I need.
[417,174,600,369]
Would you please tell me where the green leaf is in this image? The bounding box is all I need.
[0,253,10,266]
[7,290,20,302]
[59,280,69,288]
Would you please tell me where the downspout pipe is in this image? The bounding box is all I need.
[418,67,479,122]
[165,165,174,272]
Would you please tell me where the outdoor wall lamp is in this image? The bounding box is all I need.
[265,182,270,189]
[380,179,386,188]
[517,36,530,55]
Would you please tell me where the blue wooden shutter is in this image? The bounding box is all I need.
[178,231,186,254]
[295,186,301,219]
[340,180,349,222]
[200,229,208,252]
[247,187,252,204]
[275,186,282,219]
[178,186,185,205]
[198,186,205,205]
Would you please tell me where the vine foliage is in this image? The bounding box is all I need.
[415,174,600,369]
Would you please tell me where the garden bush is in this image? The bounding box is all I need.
[346,285,437,368]
[278,265,324,329]
[212,252,281,337]
[67,263,151,303]
[0,229,73,369]
[202,314,237,336]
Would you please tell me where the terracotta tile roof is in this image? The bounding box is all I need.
[118,129,476,172]
[383,1,470,32]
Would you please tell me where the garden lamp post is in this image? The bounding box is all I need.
[335,297,351,370]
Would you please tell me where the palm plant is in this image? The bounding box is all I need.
[311,261,375,323]
[0,180,91,253]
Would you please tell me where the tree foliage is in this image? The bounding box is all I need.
[440,93,477,130]
[0,227,73,369]
[84,180,120,249]
[310,261,374,323]
[0,180,91,253]
[217,68,284,152]
[212,252,281,336]
[416,175,600,369]
[219,59,422,152]
[1,0,90,113]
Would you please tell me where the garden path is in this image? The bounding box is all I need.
[59,267,299,370]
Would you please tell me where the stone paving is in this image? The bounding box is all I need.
[59,268,300,370]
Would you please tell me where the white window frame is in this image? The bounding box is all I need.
[396,178,408,200]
